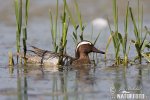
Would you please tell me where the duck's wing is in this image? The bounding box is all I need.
[18,46,75,65]
[16,47,59,64]
[30,46,75,59]
[30,46,54,57]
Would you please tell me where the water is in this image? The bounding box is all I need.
[0,64,149,100]
[0,0,150,100]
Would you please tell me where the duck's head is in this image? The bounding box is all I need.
[75,40,105,59]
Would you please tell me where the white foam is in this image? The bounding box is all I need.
[76,41,92,52]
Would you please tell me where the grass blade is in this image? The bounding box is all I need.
[129,7,139,43]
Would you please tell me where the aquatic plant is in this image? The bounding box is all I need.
[118,1,131,65]
[49,0,59,52]
[8,51,14,66]
[14,0,22,62]
[66,0,85,44]
[105,0,150,65]
[49,0,69,52]
[23,0,30,64]
[14,0,30,64]
[105,0,122,65]
[8,51,14,75]
[58,0,69,66]
[129,0,150,63]
[49,0,69,66]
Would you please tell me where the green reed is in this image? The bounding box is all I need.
[66,0,85,44]
[22,30,27,64]
[118,1,131,65]
[105,0,121,65]
[105,0,132,65]
[49,0,59,52]
[74,0,84,41]
[61,0,68,49]
[129,0,150,63]
[123,2,130,65]
[23,0,30,64]
[106,0,150,64]
[49,0,69,65]
[15,0,22,56]
[58,0,69,66]
[14,0,30,64]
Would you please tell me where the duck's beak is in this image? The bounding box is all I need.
[92,46,105,54]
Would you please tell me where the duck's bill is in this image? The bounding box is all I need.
[92,47,105,54]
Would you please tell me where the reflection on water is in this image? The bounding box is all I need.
[0,63,147,100]
[73,64,96,85]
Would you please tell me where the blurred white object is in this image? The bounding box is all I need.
[92,18,108,30]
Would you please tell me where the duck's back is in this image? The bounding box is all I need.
[21,46,73,66]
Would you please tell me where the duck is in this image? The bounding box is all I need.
[19,40,105,66]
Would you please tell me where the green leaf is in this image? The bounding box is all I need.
[66,1,76,28]
[73,32,77,40]
[93,32,101,45]
[118,33,123,45]
[129,7,140,43]
[139,26,150,50]
[25,0,30,25]
[75,25,79,30]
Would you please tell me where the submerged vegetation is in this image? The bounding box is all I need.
[13,0,150,66]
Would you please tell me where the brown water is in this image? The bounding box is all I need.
[0,0,150,100]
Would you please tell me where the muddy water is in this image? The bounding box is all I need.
[0,0,150,100]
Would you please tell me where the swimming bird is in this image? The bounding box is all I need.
[18,40,105,66]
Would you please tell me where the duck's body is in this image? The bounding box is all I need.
[20,40,105,66]
[23,46,74,66]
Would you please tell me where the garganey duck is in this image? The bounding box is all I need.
[19,40,105,66]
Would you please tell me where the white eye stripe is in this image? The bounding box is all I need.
[76,41,92,52]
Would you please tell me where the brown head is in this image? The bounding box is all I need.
[75,40,105,59]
